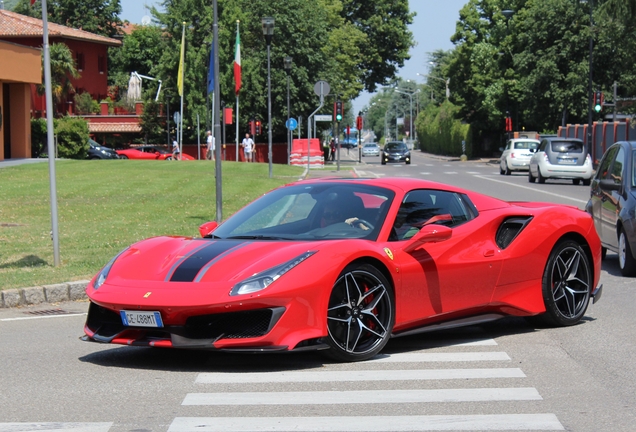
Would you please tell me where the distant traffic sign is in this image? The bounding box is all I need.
[315,115,333,122]
[286,118,298,130]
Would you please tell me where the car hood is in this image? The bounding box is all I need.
[100,236,335,287]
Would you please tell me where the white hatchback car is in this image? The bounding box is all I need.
[528,137,593,185]
[499,138,540,175]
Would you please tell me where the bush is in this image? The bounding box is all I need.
[74,92,100,115]
[53,117,90,159]
[31,118,48,158]
[415,101,472,158]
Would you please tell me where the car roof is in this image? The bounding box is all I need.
[543,137,583,142]
[613,141,636,149]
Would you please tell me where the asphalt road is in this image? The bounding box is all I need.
[1,151,635,431]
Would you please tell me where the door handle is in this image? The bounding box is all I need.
[483,249,495,257]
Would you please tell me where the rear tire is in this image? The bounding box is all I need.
[537,168,546,184]
[618,228,636,277]
[504,162,511,175]
[583,178,591,186]
[572,179,581,185]
[324,263,394,362]
[528,170,536,183]
[532,239,591,327]
[119,155,128,160]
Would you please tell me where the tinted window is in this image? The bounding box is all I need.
[390,190,477,241]
[539,140,548,151]
[596,146,618,180]
[385,143,406,151]
[610,147,626,186]
[514,141,538,150]
[550,140,583,153]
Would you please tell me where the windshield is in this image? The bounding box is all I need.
[212,183,395,241]
[385,143,406,151]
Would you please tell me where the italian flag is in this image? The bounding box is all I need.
[233,23,241,95]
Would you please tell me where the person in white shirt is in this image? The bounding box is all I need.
[172,140,180,160]
[206,131,215,160]
[241,133,255,162]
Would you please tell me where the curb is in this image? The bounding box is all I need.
[1,280,89,308]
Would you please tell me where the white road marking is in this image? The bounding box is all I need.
[196,368,526,384]
[369,351,510,362]
[0,313,86,322]
[443,171,458,175]
[0,423,113,432]
[474,175,587,204]
[169,414,564,431]
[182,387,542,405]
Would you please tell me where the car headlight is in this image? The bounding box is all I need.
[94,248,129,289]
[230,251,316,296]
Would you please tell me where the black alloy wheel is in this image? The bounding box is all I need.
[325,263,394,362]
[535,239,592,326]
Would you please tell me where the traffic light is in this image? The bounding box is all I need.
[593,91,603,112]
[505,116,512,132]
[255,120,261,135]
[356,115,363,131]
[334,100,343,122]
[249,119,256,136]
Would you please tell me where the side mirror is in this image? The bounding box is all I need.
[599,179,621,192]
[403,225,452,253]
[498,147,504,152]
[198,221,219,237]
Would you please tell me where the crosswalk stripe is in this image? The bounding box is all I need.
[196,368,525,384]
[168,414,563,431]
[182,387,541,405]
[0,423,113,432]
[369,351,510,362]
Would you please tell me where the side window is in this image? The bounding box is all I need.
[539,140,548,152]
[610,147,625,186]
[390,190,477,241]
[596,146,618,180]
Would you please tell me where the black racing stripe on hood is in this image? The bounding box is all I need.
[170,240,246,282]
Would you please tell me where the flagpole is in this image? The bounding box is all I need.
[40,0,60,266]
[213,0,222,221]
[235,20,240,162]
[179,22,185,158]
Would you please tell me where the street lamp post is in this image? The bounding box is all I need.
[394,88,419,143]
[284,56,292,165]
[580,0,594,159]
[261,17,275,178]
[417,73,450,100]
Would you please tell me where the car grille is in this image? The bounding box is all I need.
[86,302,285,341]
[185,308,284,339]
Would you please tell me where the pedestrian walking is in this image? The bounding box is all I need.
[172,139,180,160]
[206,131,215,160]
[241,133,255,162]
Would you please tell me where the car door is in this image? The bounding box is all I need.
[600,146,626,249]
[388,189,503,325]
[589,146,618,245]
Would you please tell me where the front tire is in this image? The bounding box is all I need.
[618,228,636,276]
[534,240,592,326]
[324,263,394,362]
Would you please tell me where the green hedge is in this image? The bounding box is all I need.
[415,101,472,158]
[31,116,90,159]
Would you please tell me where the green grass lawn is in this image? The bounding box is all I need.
[0,160,304,290]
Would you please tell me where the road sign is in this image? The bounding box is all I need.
[314,80,330,97]
[315,114,332,122]
[173,112,180,124]
[286,118,298,130]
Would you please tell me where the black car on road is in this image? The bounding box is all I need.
[586,141,636,276]
[381,141,411,165]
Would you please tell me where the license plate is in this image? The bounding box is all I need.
[120,310,163,328]
[558,158,577,164]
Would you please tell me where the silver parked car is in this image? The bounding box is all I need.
[528,137,593,185]
[362,142,380,157]
[499,138,539,175]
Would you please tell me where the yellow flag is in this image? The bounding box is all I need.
[177,23,185,96]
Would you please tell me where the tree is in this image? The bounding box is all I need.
[37,43,79,115]
[340,0,416,92]
[13,0,122,38]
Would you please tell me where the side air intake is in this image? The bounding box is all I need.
[496,216,533,249]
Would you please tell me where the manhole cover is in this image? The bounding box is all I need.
[25,309,73,316]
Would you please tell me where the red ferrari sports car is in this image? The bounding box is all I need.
[83,178,603,362]
[116,145,194,160]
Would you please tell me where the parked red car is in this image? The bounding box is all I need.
[116,145,194,160]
